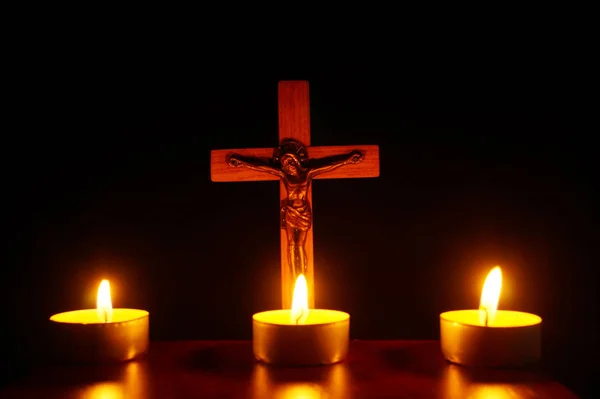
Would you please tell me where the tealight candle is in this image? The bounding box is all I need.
[253,274,350,366]
[49,279,149,363]
[440,266,542,367]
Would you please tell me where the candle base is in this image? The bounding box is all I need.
[49,309,149,363]
[253,309,350,366]
[440,310,542,367]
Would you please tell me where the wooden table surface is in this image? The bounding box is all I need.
[0,340,579,399]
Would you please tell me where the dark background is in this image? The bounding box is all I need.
[1,51,596,396]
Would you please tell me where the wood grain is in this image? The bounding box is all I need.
[0,341,579,399]
[210,145,380,182]
[278,81,311,145]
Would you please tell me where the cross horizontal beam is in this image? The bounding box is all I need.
[210,145,380,182]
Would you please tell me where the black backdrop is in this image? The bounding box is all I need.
[1,59,595,396]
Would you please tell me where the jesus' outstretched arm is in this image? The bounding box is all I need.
[307,150,363,179]
[227,154,285,179]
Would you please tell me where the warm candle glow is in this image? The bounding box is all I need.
[290,274,308,324]
[479,266,502,326]
[253,273,350,365]
[96,279,113,323]
[440,265,542,366]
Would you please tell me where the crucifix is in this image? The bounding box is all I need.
[210,81,380,309]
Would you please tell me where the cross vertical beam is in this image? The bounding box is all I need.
[278,81,314,309]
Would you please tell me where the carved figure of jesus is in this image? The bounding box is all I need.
[227,139,363,282]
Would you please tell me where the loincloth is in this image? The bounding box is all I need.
[281,204,312,231]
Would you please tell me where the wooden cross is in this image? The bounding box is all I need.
[211,81,380,309]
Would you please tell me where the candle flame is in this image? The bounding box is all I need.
[96,279,113,323]
[290,274,308,325]
[479,266,502,326]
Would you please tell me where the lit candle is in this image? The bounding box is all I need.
[440,266,542,367]
[49,279,149,363]
[253,274,350,366]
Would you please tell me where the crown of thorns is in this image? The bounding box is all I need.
[275,139,308,163]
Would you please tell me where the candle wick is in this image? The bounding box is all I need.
[295,308,305,325]
[104,309,108,324]
[481,306,489,327]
